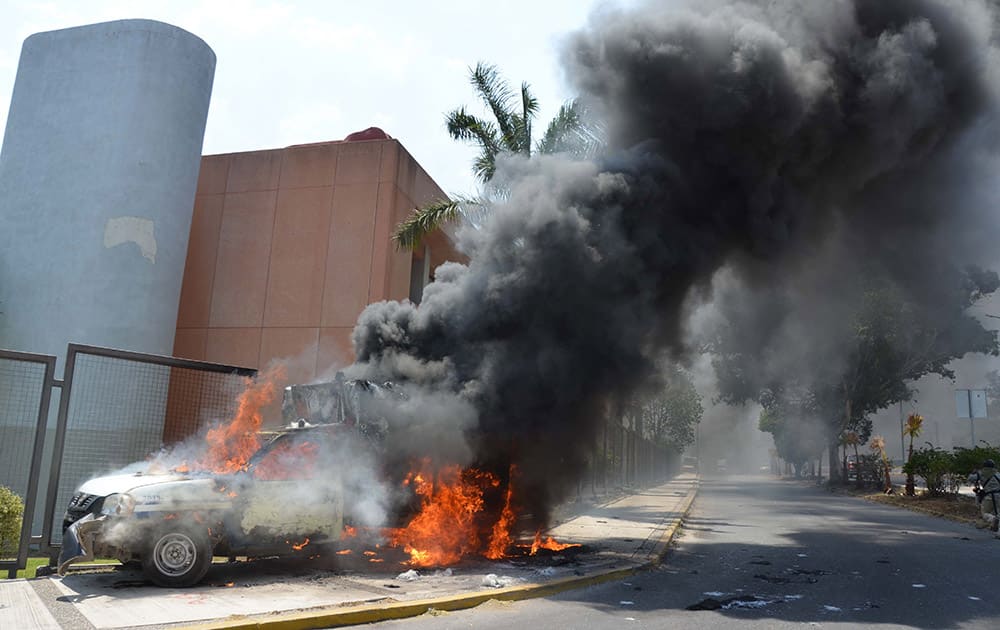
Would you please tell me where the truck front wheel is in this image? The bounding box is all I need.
[142,526,212,587]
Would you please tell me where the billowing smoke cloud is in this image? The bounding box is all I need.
[348,0,1000,525]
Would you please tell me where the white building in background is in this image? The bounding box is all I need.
[871,353,1000,462]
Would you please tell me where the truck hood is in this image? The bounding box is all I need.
[77,472,194,497]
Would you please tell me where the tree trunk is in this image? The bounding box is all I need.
[853,443,862,489]
[841,397,853,485]
[829,441,841,483]
[842,445,848,484]
[602,418,608,495]
[905,435,915,496]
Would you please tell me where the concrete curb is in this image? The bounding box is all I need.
[181,480,699,630]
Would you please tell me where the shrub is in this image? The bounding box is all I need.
[903,445,954,495]
[857,453,887,489]
[0,485,25,558]
[952,443,1000,478]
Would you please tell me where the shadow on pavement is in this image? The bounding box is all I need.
[544,476,1000,629]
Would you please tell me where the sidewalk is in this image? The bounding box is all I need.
[1,473,698,630]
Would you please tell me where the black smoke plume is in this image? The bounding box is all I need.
[347,0,1000,526]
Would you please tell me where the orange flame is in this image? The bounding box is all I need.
[485,466,517,560]
[388,461,492,567]
[384,460,582,565]
[199,365,285,474]
[174,464,190,474]
[529,531,579,555]
[341,526,357,540]
[336,549,352,555]
[291,537,310,551]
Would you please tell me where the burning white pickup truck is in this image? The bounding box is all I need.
[58,421,348,586]
[57,374,572,586]
[57,377,395,587]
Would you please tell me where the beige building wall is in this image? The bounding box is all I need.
[172,137,461,411]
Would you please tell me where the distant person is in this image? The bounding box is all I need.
[972,459,1000,533]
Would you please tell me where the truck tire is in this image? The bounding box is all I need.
[142,526,213,587]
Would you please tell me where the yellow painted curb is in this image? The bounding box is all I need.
[649,478,699,564]
[181,479,699,630]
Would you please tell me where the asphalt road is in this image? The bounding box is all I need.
[361,474,1000,629]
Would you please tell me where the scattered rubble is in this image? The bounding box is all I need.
[687,595,782,610]
[481,574,519,588]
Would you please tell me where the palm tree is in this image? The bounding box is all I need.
[903,413,924,496]
[870,435,893,493]
[392,62,603,250]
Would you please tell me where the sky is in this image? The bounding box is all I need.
[0,0,620,197]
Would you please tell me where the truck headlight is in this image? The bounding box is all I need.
[100,493,135,517]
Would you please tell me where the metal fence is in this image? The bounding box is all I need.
[0,343,255,577]
[573,415,680,500]
[0,350,55,578]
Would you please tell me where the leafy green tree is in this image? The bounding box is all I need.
[757,392,826,477]
[637,366,704,452]
[392,62,603,250]
[870,435,894,492]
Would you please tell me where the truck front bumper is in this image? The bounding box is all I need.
[57,513,106,576]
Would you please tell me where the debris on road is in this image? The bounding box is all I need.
[481,573,519,588]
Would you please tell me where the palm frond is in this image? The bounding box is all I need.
[458,194,495,228]
[445,108,501,151]
[537,101,579,154]
[392,198,464,250]
[520,81,540,118]
[536,99,606,158]
[392,195,494,250]
[470,62,520,152]
[473,153,497,183]
[446,108,503,184]
[514,81,539,155]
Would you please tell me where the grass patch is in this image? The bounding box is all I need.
[842,486,982,523]
[1,557,48,579]
[2,557,121,579]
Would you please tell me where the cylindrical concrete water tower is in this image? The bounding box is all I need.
[0,19,216,365]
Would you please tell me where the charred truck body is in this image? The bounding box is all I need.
[58,377,397,587]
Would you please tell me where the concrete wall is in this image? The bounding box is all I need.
[173,138,461,413]
[0,19,216,369]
